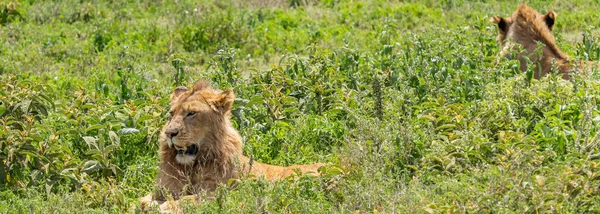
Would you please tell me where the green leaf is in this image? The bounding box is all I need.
[67,119,79,125]
[117,128,140,135]
[85,150,101,157]
[0,163,6,185]
[55,129,73,135]
[108,131,120,145]
[82,136,98,147]
[247,95,265,106]
[18,151,40,159]
[104,144,119,153]
[435,124,457,131]
[18,99,32,113]
[86,124,104,133]
[0,104,6,116]
[80,104,96,109]
[81,160,101,173]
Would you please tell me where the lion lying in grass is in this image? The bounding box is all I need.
[490,4,593,80]
[140,80,323,212]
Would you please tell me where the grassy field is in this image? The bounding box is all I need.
[2,0,600,213]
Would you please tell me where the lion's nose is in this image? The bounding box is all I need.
[165,129,179,138]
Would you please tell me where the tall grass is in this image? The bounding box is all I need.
[2,0,600,213]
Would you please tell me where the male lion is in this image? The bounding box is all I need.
[140,80,323,212]
[491,4,572,80]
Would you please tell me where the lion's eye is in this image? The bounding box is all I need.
[169,111,174,117]
[187,111,196,117]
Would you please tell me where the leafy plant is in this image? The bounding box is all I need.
[3,0,600,213]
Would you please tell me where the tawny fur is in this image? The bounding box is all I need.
[491,4,572,80]
[140,80,323,212]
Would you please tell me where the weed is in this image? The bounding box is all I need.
[2,0,600,213]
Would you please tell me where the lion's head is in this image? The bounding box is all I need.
[160,80,236,165]
[491,4,557,46]
[491,4,570,79]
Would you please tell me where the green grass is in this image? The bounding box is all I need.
[2,0,600,213]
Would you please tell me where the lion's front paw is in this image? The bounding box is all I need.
[139,194,168,213]
[159,200,184,214]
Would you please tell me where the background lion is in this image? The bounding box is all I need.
[491,4,572,80]
[140,80,324,212]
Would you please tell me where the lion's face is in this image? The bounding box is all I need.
[162,81,235,165]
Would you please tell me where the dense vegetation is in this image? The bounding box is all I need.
[2,0,600,212]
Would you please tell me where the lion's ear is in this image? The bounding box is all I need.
[491,16,508,32]
[544,10,556,31]
[171,86,189,102]
[211,89,235,114]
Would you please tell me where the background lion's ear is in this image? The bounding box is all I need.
[491,16,507,32]
[170,86,189,102]
[213,89,235,113]
[544,10,556,30]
